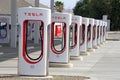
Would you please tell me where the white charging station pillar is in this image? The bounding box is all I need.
[87,18,95,52]
[49,13,73,67]
[99,20,103,46]
[18,7,51,76]
[70,15,82,60]
[80,17,89,55]
[92,20,99,49]
[97,20,101,47]
[103,21,107,42]
[100,21,104,44]
[102,15,108,43]
[102,21,106,44]
[0,17,9,43]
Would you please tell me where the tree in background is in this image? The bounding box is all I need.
[73,0,120,31]
[55,1,64,12]
[73,0,91,17]
[110,0,120,30]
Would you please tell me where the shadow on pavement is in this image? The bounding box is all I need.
[0,75,90,80]
[0,43,18,62]
[0,39,63,62]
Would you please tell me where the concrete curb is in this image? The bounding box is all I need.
[70,56,83,61]
[80,52,90,56]
[87,49,95,52]
[49,63,73,68]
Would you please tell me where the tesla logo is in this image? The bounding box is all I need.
[52,16,66,20]
[24,12,43,17]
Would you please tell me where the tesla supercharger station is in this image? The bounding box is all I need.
[0,17,9,43]
[100,21,104,44]
[103,21,107,42]
[18,7,51,76]
[87,18,95,52]
[100,20,104,45]
[69,15,82,59]
[92,20,99,49]
[102,21,107,43]
[102,21,106,44]
[80,17,89,55]
[49,13,73,67]
[97,20,101,47]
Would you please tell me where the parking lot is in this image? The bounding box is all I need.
[0,32,120,80]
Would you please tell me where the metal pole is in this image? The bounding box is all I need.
[10,0,17,48]
[33,0,39,44]
[35,0,39,7]
[51,0,55,13]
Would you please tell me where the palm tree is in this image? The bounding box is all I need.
[55,1,64,12]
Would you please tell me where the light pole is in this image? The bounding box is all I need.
[51,0,55,13]
[10,0,17,48]
[35,0,39,7]
[34,0,39,44]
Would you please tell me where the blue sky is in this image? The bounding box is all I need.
[40,0,80,9]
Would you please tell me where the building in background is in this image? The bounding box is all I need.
[0,0,49,16]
